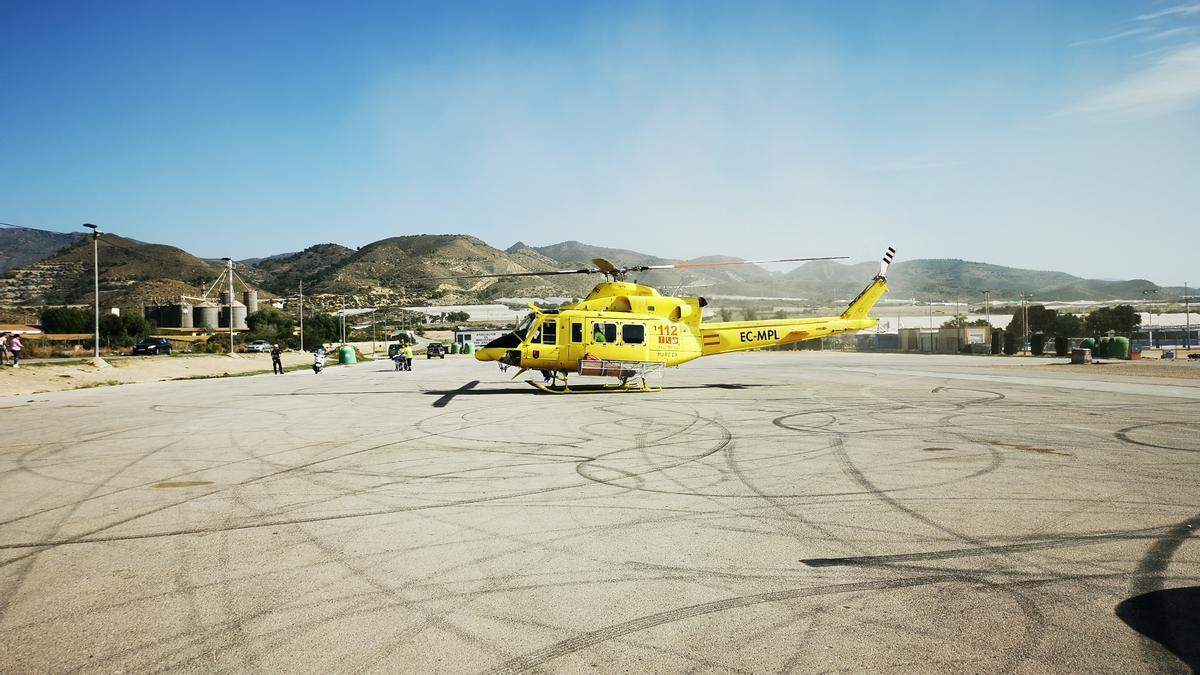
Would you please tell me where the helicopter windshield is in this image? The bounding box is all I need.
[514,312,536,341]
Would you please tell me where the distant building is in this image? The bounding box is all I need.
[453,326,507,346]
[899,326,991,354]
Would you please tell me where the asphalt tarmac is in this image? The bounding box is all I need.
[1,352,1197,673]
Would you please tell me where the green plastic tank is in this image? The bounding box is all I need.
[1097,337,1111,358]
[461,341,474,355]
[1080,337,1096,351]
[1110,336,1130,360]
[449,342,460,354]
[338,345,356,364]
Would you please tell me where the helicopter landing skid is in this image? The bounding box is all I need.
[527,379,660,394]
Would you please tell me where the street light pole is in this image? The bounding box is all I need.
[83,224,102,358]
[981,289,993,354]
[1186,283,1191,350]
[222,258,234,354]
[1019,293,1033,354]
[299,280,304,351]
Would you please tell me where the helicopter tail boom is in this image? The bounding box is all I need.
[698,248,893,356]
[840,246,895,320]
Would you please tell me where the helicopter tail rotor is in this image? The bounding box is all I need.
[879,246,896,279]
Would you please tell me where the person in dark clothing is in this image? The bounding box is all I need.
[270,344,283,374]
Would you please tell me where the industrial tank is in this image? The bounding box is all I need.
[175,302,194,329]
[243,290,258,315]
[194,304,219,328]
[219,304,247,329]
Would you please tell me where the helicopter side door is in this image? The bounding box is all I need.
[529,319,559,365]
[566,320,587,366]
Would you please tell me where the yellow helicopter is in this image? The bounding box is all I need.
[445,247,896,393]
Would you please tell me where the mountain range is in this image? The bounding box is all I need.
[0,227,1177,315]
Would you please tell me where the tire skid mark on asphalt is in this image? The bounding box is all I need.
[800,524,1181,567]
[487,575,961,675]
[1127,511,1200,668]
[1115,422,1200,453]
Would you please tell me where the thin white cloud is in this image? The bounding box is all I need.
[868,156,957,172]
[1071,44,1200,116]
[1149,26,1196,40]
[1070,27,1151,47]
[1137,3,1200,21]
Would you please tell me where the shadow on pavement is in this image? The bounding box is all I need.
[1115,586,1200,671]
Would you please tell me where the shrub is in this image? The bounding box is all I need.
[40,306,91,333]
[1003,331,1019,355]
[1030,333,1045,356]
[1054,336,1070,356]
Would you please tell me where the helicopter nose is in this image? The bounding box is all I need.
[475,347,504,362]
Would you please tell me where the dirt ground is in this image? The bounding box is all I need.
[1044,360,1200,380]
[0,351,340,397]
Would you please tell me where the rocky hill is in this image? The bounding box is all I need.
[1,226,1173,310]
[243,243,356,295]
[0,227,82,274]
[0,234,263,309]
[304,234,591,303]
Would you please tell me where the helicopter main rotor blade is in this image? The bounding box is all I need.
[627,255,849,272]
[591,258,619,273]
[419,267,600,281]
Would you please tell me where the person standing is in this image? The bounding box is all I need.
[270,344,283,374]
[0,333,8,367]
[9,334,22,368]
[402,344,413,371]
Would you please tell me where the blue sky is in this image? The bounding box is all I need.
[2,1,1198,284]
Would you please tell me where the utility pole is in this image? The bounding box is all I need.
[223,258,234,354]
[371,308,376,354]
[1143,289,1157,348]
[1185,283,1191,350]
[982,289,993,354]
[83,224,102,358]
[299,280,304,352]
[340,296,346,344]
[1019,293,1033,354]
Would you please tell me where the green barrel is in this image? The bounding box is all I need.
[1080,337,1096,351]
[338,345,357,364]
[1110,336,1130,360]
[449,342,460,354]
[1096,337,1111,358]
[461,341,474,355]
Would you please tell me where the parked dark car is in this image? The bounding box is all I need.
[426,342,446,359]
[132,338,172,356]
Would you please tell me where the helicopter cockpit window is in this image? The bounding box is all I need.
[571,323,583,343]
[592,322,617,344]
[514,313,536,341]
[622,324,645,344]
[538,320,557,345]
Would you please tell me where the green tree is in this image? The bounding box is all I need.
[1030,333,1045,356]
[40,306,91,333]
[719,308,734,322]
[1003,331,1019,355]
[1086,305,1140,334]
[99,314,127,346]
[742,307,759,321]
[246,308,297,348]
[304,313,341,347]
[1052,313,1084,338]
